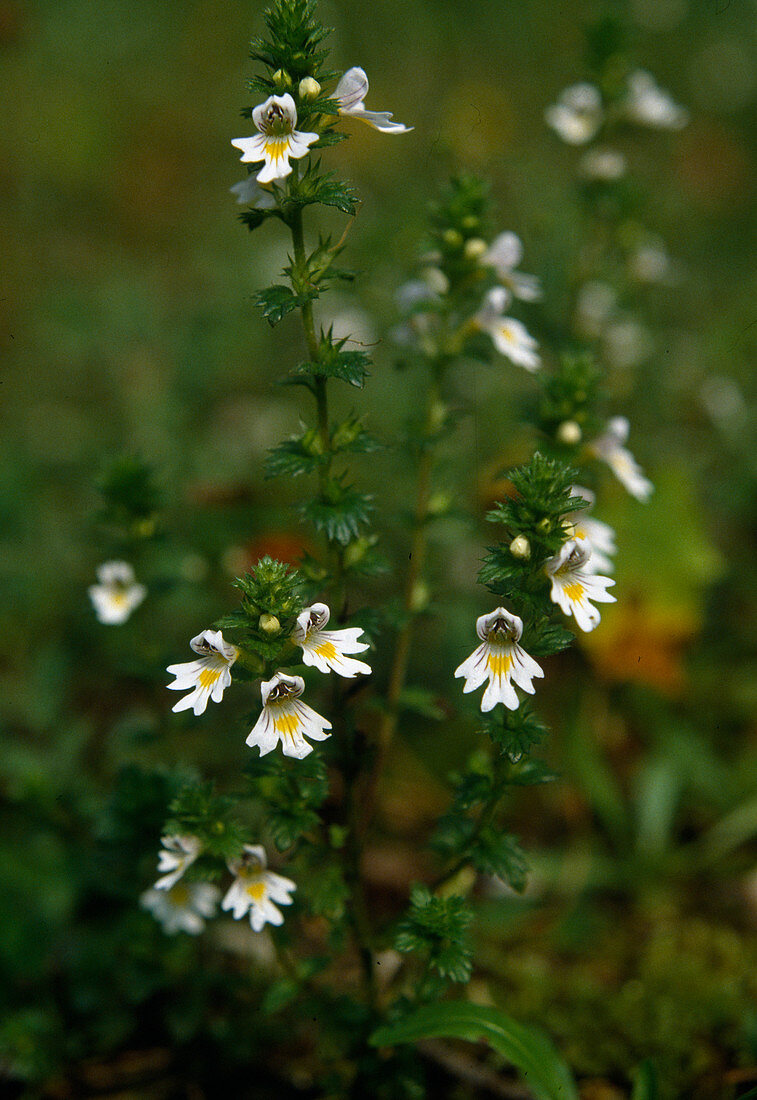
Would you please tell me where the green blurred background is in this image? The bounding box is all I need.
[2,0,757,1096]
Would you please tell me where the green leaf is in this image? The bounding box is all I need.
[471,829,528,893]
[265,437,324,479]
[484,703,550,761]
[296,335,372,388]
[254,284,316,326]
[397,687,446,721]
[370,1002,579,1100]
[395,885,473,984]
[300,490,374,545]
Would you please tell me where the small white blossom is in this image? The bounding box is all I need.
[88,561,146,625]
[545,83,603,145]
[627,241,671,284]
[229,175,278,207]
[166,629,239,716]
[579,147,627,181]
[475,288,540,371]
[155,835,202,890]
[624,70,688,130]
[222,844,296,932]
[569,486,617,575]
[455,607,544,712]
[292,603,371,678]
[602,318,653,370]
[246,671,331,760]
[591,416,654,502]
[335,67,412,133]
[141,881,220,935]
[545,539,615,633]
[575,280,617,338]
[481,233,542,301]
[231,93,318,183]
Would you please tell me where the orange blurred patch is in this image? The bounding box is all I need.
[243,531,316,570]
[582,598,699,695]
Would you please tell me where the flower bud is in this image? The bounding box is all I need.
[442,228,463,249]
[259,613,281,635]
[509,535,531,560]
[464,237,488,261]
[298,76,321,100]
[556,420,582,445]
[461,215,479,230]
[421,266,449,296]
[272,69,292,89]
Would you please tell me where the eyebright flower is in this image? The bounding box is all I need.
[229,175,277,208]
[231,93,318,183]
[545,83,603,145]
[88,561,146,624]
[591,416,654,502]
[292,603,371,678]
[545,539,615,633]
[222,844,296,932]
[624,70,688,130]
[481,233,542,301]
[335,67,412,133]
[155,835,202,890]
[141,882,220,936]
[569,486,617,575]
[246,671,331,760]
[166,629,239,716]
[475,288,540,371]
[454,608,544,712]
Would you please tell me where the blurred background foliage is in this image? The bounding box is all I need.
[2,0,756,1096]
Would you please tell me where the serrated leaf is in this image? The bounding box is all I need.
[370,1002,579,1100]
[265,438,323,479]
[300,491,373,545]
[254,284,316,326]
[471,829,528,892]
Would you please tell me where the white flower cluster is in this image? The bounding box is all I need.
[455,487,621,713]
[546,70,688,151]
[166,603,370,760]
[141,835,295,936]
[231,66,409,194]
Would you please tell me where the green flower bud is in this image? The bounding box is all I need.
[409,580,430,613]
[556,420,582,445]
[427,491,452,517]
[272,69,292,89]
[509,535,531,560]
[442,228,463,249]
[464,237,487,260]
[259,613,281,635]
[299,76,321,100]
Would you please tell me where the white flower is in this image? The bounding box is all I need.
[579,147,627,181]
[231,93,318,183]
[166,629,239,716]
[335,66,412,133]
[481,233,542,301]
[88,561,146,625]
[155,835,202,890]
[575,280,617,338]
[229,175,278,207]
[222,844,296,932]
[475,288,540,371]
[246,671,331,759]
[545,83,603,144]
[141,881,220,935]
[602,318,653,370]
[569,486,617,575]
[292,603,371,678]
[624,70,688,130]
[591,416,654,502]
[627,241,671,284]
[454,607,544,712]
[545,539,615,633]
